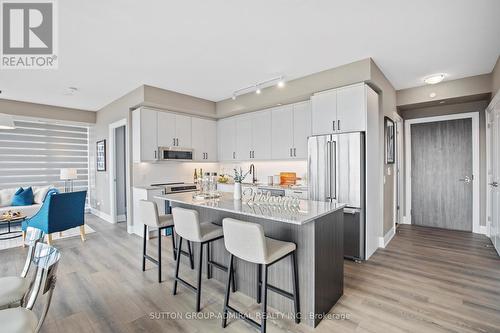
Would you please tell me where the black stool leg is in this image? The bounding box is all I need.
[261,265,268,333]
[256,264,262,303]
[158,229,162,283]
[170,227,176,260]
[222,254,234,328]
[196,243,203,312]
[173,237,183,295]
[206,242,211,279]
[187,240,195,269]
[291,251,300,323]
[231,261,236,292]
[142,225,147,271]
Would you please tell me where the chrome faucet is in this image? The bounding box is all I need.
[249,164,257,184]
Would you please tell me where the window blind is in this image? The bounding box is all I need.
[0,120,89,193]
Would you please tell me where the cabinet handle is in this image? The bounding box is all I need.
[173,138,175,146]
[293,148,296,157]
[332,121,335,132]
[290,148,293,157]
[233,152,235,159]
[154,150,157,159]
[176,138,179,146]
[338,120,340,131]
[205,153,208,160]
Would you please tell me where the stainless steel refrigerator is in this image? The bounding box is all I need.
[308,132,365,260]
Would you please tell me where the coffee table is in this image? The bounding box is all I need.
[0,215,26,240]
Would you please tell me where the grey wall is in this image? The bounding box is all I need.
[400,99,490,227]
[397,74,492,107]
[0,98,96,123]
[368,59,398,236]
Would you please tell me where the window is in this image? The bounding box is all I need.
[0,119,89,193]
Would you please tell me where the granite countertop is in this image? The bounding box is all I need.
[155,192,344,225]
[219,182,309,191]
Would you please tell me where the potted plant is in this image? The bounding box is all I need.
[231,167,250,200]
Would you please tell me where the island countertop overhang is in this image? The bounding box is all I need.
[154,192,345,225]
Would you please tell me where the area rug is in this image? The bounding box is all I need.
[0,224,95,251]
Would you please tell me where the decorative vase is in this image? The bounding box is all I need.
[233,182,242,200]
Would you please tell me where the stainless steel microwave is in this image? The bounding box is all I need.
[158,147,193,161]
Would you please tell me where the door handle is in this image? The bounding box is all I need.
[458,176,472,184]
[489,182,499,187]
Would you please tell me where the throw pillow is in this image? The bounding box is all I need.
[11,187,34,206]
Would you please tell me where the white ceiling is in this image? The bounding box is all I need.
[1,0,499,111]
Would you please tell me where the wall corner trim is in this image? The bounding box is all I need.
[379,225,396,248]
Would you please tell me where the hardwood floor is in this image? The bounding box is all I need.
[1,216,499,333]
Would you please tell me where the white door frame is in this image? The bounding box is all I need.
[404,112,481,234]
[486,90,500,240]
[393,113,403,229]
[108,119,131,228]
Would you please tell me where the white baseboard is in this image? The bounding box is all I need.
[90,208,114,224]
[117,214,127,223]
[479,224,489,236]
[379,225,396,248]
[400,215,411,224]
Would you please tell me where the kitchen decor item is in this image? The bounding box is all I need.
[267,176,273,185]
[280,172,297,185]
[273,175,280,185]
[96,140,106,171]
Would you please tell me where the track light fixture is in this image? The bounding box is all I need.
[231,75,285,100]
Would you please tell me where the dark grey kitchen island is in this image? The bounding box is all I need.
[155,192,345,327]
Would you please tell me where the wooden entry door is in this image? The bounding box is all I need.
[411,118,473,231]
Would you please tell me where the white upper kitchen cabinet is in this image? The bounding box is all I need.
[311,89,337,135]
[271,106,294,159]
[175,115,192,148]
[132,108,158,162]
[157,111,176,147]
[336,83,366,133]
[312,83,368,135]
[251,110,272,160]
[292,101,312,159]
[192,118,217,161]
[157,112,191,148]
[217,118,237,161]
[236,114,253,160]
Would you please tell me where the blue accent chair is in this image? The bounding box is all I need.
[22,190,87,245]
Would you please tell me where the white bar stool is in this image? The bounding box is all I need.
[139,200,194,283]
[172,207,236,312]
[221,218,300,333]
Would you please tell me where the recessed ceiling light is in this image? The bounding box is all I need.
[277,80,285,88]
[429,92,437,98]
[424,74,445,85]
[63,87,78,96]
[255,88,261,95]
